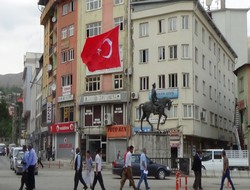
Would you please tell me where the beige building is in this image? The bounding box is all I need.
[130,0,238,159]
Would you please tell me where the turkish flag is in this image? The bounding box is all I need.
[81,26,121,72]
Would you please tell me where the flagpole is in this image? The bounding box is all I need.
[126,0,132,147]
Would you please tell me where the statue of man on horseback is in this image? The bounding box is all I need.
[139,83,172,132]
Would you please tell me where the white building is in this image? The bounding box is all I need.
[130,0,237,158]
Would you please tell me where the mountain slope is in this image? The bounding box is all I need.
[0,73,23,88]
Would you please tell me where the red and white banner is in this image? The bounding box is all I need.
[49,122,75,133]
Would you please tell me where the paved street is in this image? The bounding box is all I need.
[1,156,250,190]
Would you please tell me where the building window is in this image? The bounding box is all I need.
[139,22,148,37]
[181,44,189,58]
[62,4,68,15]
[62,27,67,39]
[62,75,72,86]
[158,46,165,61]
[210,112,214,126]
[139,49,149,63]
[219,70,221,83]
[86,0,101,11]
[202,80,206,96]
[86,22,101,37]
[169,73,177,88]
[183,104,193,118]
[195,47,198,63]
[168,104,177,118]
[209,85,212,99]
[182,73,189,88]
[68,49,74,61]
[228,79,230,91]
[86,76,100,92]
[201,109,207,122]
[194,19,198,35]
[114,74,123,89]
[168,17,177,32]
[158,75,165,89]
[61,51,67,63]
[182,15,189,29]
[228,59,231,71]
[61,106,74,122]
[114,0,124,5]
[209,61,212,75]
[158,19,165,33]
[214,89,217,102]
[194,105,199,120]
[202,28,205,43]
[114,17,124,30]
[169,45,177,59]
[214,65,216,79]
[69,1,75,12]
[195,75,198,92]
[219,92,221,105]
[140,76,149,91]
[239,77,244,92]
[209,36,212,50]
[202,54,205,69]
[68,24,74,36]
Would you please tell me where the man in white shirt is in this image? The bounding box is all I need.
[91,148,106,190]
[120,145,137,190]
[137,148,150,190]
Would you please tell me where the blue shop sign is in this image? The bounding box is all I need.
[148,88,178,100]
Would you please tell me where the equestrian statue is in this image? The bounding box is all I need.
[139,83,172,132]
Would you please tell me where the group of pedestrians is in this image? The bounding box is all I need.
[120,146,150,190]
[192,150,235,190]
[73,147,106,190]
[19,144,37,190]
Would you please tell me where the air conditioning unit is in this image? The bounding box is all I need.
[131,92,139,100]
[200,111,206,120]
[104,113,112,125]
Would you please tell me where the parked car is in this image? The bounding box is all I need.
[10,147,22,170]
[0,143,6,156]
[14,151,39,175]
[112,153,171,179]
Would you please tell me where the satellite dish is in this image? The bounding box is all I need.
[47,64,52,72]
[51,83,56,91]
[51,16,57,23]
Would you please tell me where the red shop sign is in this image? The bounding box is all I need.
[49,122,75,133]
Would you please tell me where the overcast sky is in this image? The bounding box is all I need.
[0,0,249,75]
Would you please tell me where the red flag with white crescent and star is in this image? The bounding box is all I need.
[81,26,121,72]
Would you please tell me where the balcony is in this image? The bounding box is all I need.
[39,0,57,25]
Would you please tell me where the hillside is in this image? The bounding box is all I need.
[0,72,23,88]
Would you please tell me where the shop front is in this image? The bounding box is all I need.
[49,121,77,159]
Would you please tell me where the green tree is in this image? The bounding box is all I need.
[0,99,12,137]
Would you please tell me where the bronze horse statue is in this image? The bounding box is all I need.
[139,97,172,131]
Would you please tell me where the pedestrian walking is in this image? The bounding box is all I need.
[123,146,132,187]
[92,147,106,190]
[37,150,44,168]
[220,150,235,190]
[137,148,150,190]
[70,147,75,164]
[84,150,93,188]
[19,145,29,190]
[192,150,202,190]
[117,150,121,160]
[26,144,37,190]
[120,145,137,190]
[73,147,88,190]
[52,146,55,161]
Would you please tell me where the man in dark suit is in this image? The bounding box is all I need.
[192,150,202,190]
[73,147,88,190]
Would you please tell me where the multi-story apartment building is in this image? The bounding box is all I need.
[130,0,237,159]
[39,0,79,159]
[22,52,42,147]
[77,0,131,162]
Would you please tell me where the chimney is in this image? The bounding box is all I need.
[221,0,226,9]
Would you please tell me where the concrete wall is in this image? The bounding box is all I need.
[131,133,170,158]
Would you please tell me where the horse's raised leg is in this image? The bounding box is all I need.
[157,114,162,131]
[146,116,154,131]
[140,113,146,131]
[162,112,168,124]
